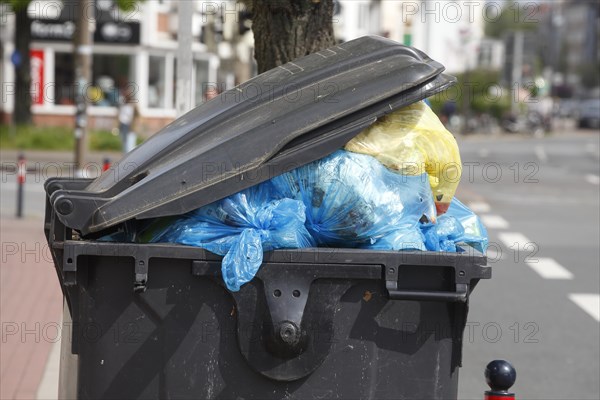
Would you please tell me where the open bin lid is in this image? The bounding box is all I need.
[49,35,456,236]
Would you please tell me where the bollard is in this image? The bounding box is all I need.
[16,153,26,218]
[102,158,111,172]
[484,360,516,400]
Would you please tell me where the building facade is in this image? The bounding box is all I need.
[562,0,600,90]
[2,0,513,134]
[1,0,239,135]
[377,0,488,74]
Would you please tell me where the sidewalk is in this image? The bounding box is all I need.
[0,215,63,399]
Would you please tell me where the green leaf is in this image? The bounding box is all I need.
[115,0,145,12]
[1,0,32,12]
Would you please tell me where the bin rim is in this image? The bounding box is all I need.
[48,35,456,235]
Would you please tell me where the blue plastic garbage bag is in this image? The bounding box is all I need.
[420,198,488,253]
[150,183,315,291]
[146,150,481,291]
[271,150,436,250]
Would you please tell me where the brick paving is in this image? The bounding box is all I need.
[0,216,63,399]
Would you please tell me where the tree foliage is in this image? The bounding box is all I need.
[0,0,30,12]
[429,69,511,120]
[114,0,143,12]
[484,3,539,38]
[0,0,143,12]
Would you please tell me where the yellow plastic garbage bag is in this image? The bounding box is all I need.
[345,101,461,214]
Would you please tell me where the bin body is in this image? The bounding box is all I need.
[44,36,490,399]
[47,219,487,399]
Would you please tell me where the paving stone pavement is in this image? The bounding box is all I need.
[1,215,63,399]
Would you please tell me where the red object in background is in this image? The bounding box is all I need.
[16,153,26,218]
[102,158,111,172]
[485,395,515,400]
[30,49,44,105]
[484,360,516,400]
[17,154,26,184]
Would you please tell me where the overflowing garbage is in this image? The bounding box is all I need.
[130,101,487,291]
[345,101,462,214]
[269,150,435,250]
[420,198,487,254]
[144,184,315,291]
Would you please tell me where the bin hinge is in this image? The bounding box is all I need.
[385,265,399,291]
[134,251,149,293]
[62,245,78,286]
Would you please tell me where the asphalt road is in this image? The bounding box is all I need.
[455,132,600,400]
[1,131,599,399]
[0,172,50,220]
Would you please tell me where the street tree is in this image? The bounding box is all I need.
[244,0,335,74]
[484,3,539,39]
[1,0,32,124]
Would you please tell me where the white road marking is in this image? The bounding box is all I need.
[534,145,548,162]
[569,294,600,322]
[36,339,61,399]
[585,174,600,185]
[525,257,573,280]
[498,232,533,250]
[480,215,510,229]
[468,201,491,213]
[485,246,504,262]
[585,143,598,157]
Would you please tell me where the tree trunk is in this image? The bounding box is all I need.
[14,6,32,124]
[251,0,335,74]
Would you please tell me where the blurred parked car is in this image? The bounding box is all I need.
[501,111,550,137]
[577,98,600,129]
[556,98,579,118]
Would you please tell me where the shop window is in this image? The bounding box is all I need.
[173,58,177,110]
[358,3,369,30]
[193,59,210,106]
[53,53,133,107]
[91,54,134,107]
[54,52,75,105]
[148,55,166,108]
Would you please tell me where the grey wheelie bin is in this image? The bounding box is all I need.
[44,35,490,399]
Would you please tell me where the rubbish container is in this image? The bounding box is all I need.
[44,36,490,400]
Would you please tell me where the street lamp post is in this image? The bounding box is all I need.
[511,31,524,115]
[176,1,194,117]
[73,0,94,176]
[460,27,472,135]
